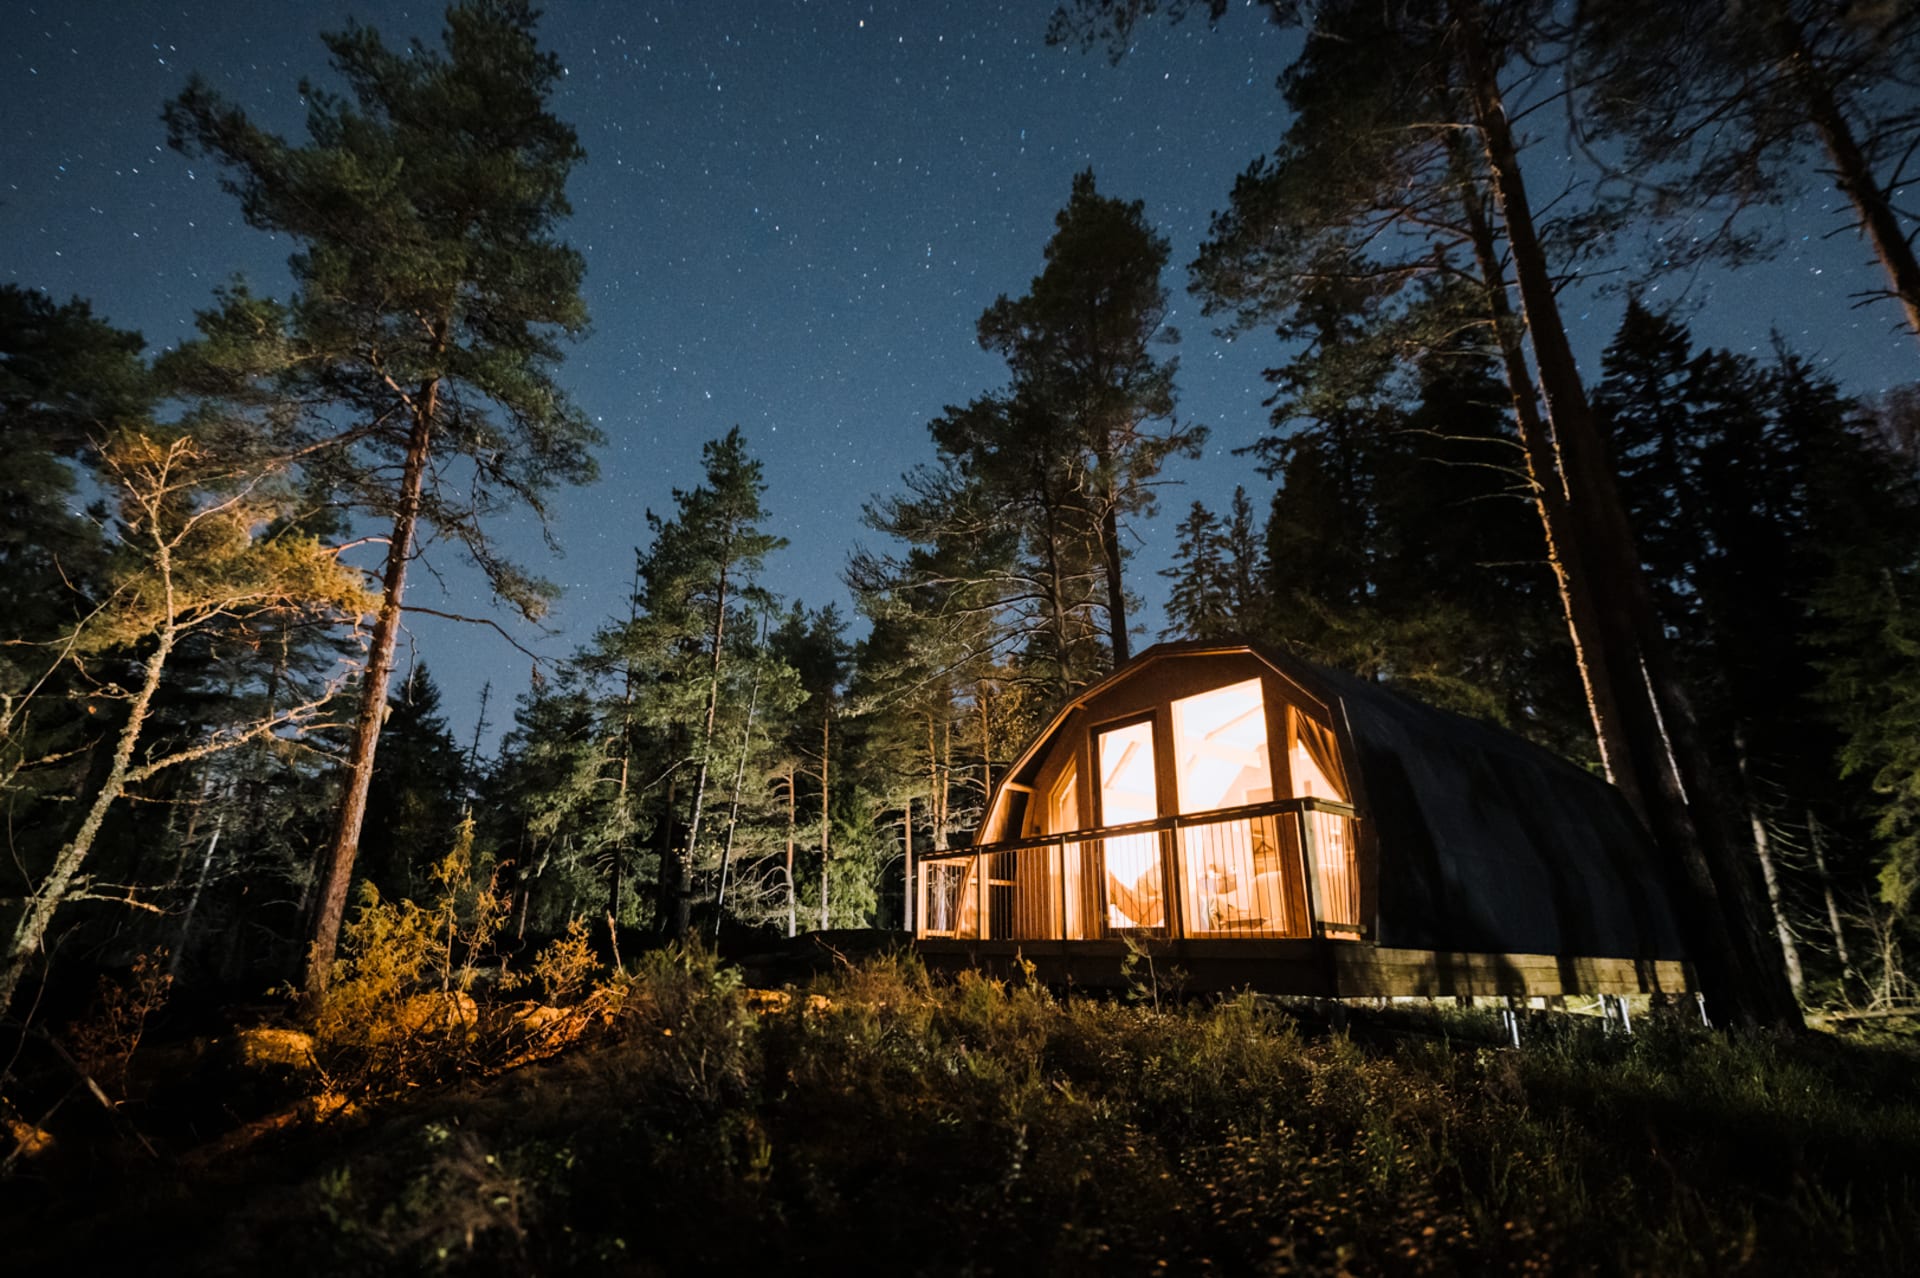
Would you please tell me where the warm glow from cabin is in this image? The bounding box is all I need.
[1292,741,1341,800]
[1170,680,1293,935]
[1171,678,1272,813]
[1098,719,1162,929]
[921,658,1367,944]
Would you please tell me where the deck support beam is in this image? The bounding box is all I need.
[916,938,1693,1000]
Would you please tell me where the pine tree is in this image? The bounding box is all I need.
[0,288,144,793]
[0,426,370,1017]
[620,429,787,940]
[854,399,1102,715]
[1807,395,1920,914]
[1219,486,1268,630]
[486,670,618,940]
[762,605,854,933]
[359,665,468,905]
[1575,0,1920,345]
[1590,304,1910,995]
[1162,486,1269,641]
[1163,501,1232,640]
[164,1,599,999]
[1109,0,1806,1025]
[979,170,1206,663]
[855,173,1201,716]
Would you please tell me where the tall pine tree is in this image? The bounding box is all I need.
[165,1,599,998]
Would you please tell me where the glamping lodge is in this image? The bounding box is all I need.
[914,641,1694,1000]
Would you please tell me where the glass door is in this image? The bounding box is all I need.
[1169,678,1304,936]
[1096,718,1164,932]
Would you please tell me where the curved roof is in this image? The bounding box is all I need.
[980,640,1688,962]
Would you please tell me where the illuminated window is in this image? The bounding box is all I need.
[1049,763,1088,938]
[1048,765,1079,833]
[1097,718,1162,930]
[1171,678,1273,814]
[1288,706,1348,802]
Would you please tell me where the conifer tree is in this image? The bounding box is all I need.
[1162,486,1268,641]
[1064,0,1802,1023]
[1591,304,1908,995]
[163,1,599,998]
[359,665,468,905]
[855,173,1200,715]
[0,288,144,795]
[1805,396,1920,915]
[1574,0,1920,346]
[621,429,786,940]
[762,605,853,932]
[486,670,617,939]
[0,426,369,1017]
[1163,501,1232,640]
[979,170,1205,663]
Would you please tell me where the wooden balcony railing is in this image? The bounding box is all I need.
[916,797,1362,944]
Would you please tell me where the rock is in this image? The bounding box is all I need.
[744,988,792,1015]
[392,990,479,1036]
[233,1027,317,1073]
[6,1118,55,1159]
[743,988,833,1016]
[511,1003,567,1033]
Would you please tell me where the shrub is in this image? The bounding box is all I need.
[310,821,508,1098]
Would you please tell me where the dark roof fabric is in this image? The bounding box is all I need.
[1299,659,1688,961]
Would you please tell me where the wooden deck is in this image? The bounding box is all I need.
[914,937,1694,999]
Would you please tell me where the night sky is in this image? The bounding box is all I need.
[6,1,1914,749]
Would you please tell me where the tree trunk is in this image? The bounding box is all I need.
[785,767,798,939]
[1736,732,1803,1001]
[902,801,915,934]
[654,765,678,932]
[1773,14,1920,344]
[928,714,948,853]
[1100,486,1130,664]
[610,564,641,924]
[1,618,177,1018]
[978,687,993,812]
[1809,810,1855,991]
[170,795,227,981]
[1453,0,1799,1028]
[1459,173,1640,806]
[818,704,832,931]
[304,385,438,1001]
[673,554,730,942]
[1040,483,1077,690]
[712,649,764,937]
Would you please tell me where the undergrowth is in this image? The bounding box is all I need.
[220,956,1920,1274]
[9,949,1919,1275]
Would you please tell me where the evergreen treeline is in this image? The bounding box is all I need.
[3,0,1920,1035]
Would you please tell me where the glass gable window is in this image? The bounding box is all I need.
[1171,678,1273,813]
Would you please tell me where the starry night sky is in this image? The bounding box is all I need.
[5,1,1914,748]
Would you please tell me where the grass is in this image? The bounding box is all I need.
[7,950,1920,1275]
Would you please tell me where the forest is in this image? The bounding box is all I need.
[5,1,1920,1272]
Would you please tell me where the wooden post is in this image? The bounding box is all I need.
[1056,837,1069,941]
[977,849,989,941]
[1159,823,1181,940]
[1296,806,1321,938]
[902,810,915,936]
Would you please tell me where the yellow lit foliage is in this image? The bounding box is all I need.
[312,820,508,1093]
[79,429,375,655]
